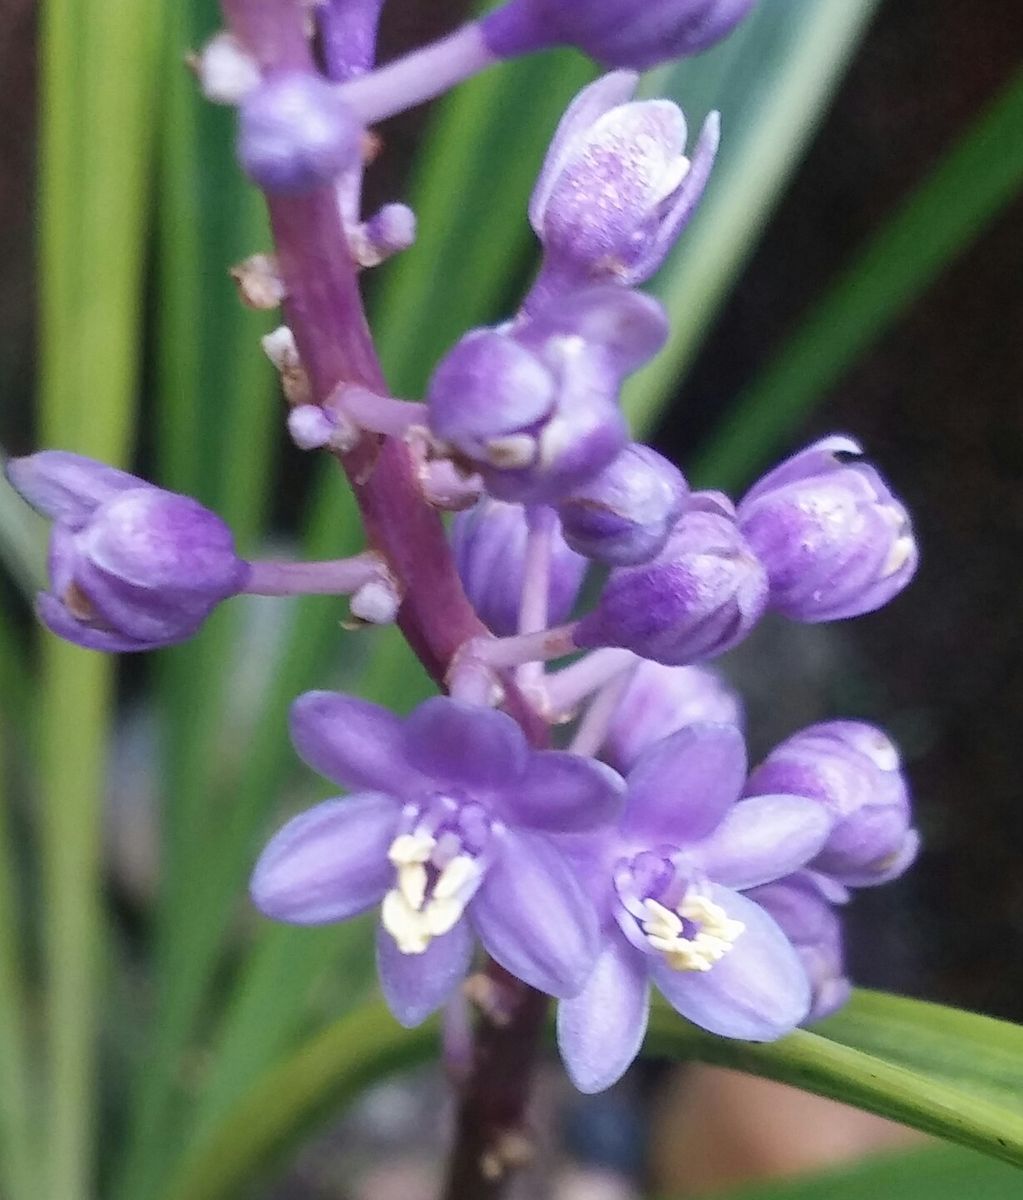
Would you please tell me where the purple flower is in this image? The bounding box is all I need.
[574,496,768,665]
[558,443,689,566]
[239,72,361,193]
[748,872,851,1023]
[484,0,755,70]
[745,721,918,888]
[526,73,719,295]
[251,692,625,1025]
[557,723,828,1092]
[7,451,248,652]
[604,660,743,771]
[737,436,918,623]
[428,287,667,505]
[451,499,587,636]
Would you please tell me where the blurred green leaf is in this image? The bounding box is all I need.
[693,62,1023,489]
[152,990,1023,1200]
[626,0,882,433]
[709,1144,1021,1200]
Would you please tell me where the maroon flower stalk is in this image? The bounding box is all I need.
[221,2,551,1194]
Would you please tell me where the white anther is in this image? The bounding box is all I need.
[424,896,464,938]
[433,854,481,902]
[485,435,537,469]
[197,32,261,105]
[388,831,435,867]
[397,862,428,911]
[642,891,745,974]
[381,889,431,955]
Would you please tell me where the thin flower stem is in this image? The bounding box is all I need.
[219,9,551,1198]
[337,23,496,125]
[544,647,637,717]
[516,506,555,692]
[338,385,426,438]
[244,551,385,596]
[473,623,578,671]
[568,664,637,758]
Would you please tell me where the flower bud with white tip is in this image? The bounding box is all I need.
[737,436,918,624]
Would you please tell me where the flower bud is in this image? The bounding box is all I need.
[428,288,666,505]
[527,72,719,293]
[737,436,918,623]
[451,499,587,635]
[557,443,688,565]
[748,873,851,1023]
[573,499,768,665]
[7,452,248,652]
[746,721,918,887]
[603,660,742,770]
[239,72,361,193]
[483,0,755,70]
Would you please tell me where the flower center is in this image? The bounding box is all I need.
[614,851,745,973]
[380,798,493,955]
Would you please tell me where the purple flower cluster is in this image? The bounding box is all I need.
[8,0,923,1098]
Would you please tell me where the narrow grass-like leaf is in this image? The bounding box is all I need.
[625,0,882,434]
[0,725,37,1200]
[37,0,164,1191]
[156,989,1023,1200]
[693,64,1023,489]
[708,1144,1021,1200]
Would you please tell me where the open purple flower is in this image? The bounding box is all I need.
[557,723,830,1092]
[7,451,249,651]
[252,692,625,1025]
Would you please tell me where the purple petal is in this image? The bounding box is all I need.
[832,827,921,888]
[529,70,639,231]
[741,436,863,506]
[376,917,474,1028]
[72,557,213,643]
[496,751,625,833]
[694,795,832,889]
[250,792,400,924]
[36,591,164,652]
[622,723,746,845]
[289,691,420,794]
[402,697,529,794]
[557,933,650,1093]
[652,884,810,1040]
[6,451,143,525]
[471,829,598,997]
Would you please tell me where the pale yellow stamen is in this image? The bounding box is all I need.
[641,891,745,973]
[381,836,482,955]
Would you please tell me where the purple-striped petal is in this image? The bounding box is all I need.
[6,451,143,525]
[376,917,475,1028]
[496,752,625,833]
[557,933,650,1092]
[652,884,810,1040]
[250,792,400,924]
[471,830,598,997]
[622,723,746,844]
[693,795,832,890]
[402,696,529,793]
[289,691,420,794]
